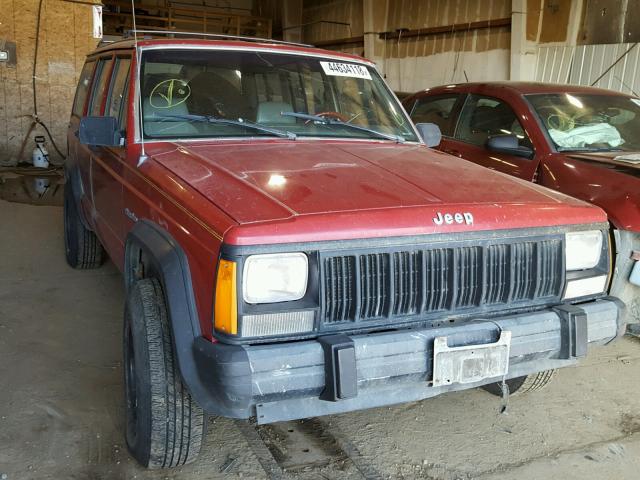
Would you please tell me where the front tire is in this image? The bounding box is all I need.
[124,278,205,469]
[482,370,556,396]
[63,186,104,269]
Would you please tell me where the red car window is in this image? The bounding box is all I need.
[72,61,96,117]
[455,94,532,149]
[106,57,131,131]
[88,57,114,116]
[410,94,460,136]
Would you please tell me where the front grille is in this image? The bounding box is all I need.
[321,238,564,325]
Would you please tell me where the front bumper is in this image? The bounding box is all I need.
[192,298,624,423]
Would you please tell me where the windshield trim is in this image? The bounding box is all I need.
[133,46,420,143]
[523,92,639,154]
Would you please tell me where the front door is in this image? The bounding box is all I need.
[90,55,131,266]
[450,94,539,181]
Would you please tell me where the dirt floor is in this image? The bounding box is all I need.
[1,197,640,480]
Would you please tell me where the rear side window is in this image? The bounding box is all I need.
[88,57,114,116]
[106,57,131,130]
[410,94,460,136]
[72,61,96,116]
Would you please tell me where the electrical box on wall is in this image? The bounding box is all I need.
[0,38,17,67]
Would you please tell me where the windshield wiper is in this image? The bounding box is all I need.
[281,111,405,143]
[151,113,297,139]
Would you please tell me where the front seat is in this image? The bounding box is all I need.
[143,98,199,137]
[188,72,251,120]
[256,101,296,125]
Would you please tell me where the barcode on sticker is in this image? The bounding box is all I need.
[320,61,372,80]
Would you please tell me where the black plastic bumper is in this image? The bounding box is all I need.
[190,298,624,423]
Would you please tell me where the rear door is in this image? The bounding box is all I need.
[68,59,96,213]
[407,93,463,154]
[449,94,539,180]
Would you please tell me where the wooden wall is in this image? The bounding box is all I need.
[526,0,573,44]
[381,0,511,58]
[0,0,99,165]
[579,0,640,44]
[302,0,363,54]
[297,0,511,56]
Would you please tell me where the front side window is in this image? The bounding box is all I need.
[526,93,640,152]
[409,94,460,136]
[106,57,131,131]
[140,49,418,142]
[88,57,114,116]
[455,95,532,149]
[72,61,96,117]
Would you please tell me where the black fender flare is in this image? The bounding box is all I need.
[125,220,252,418]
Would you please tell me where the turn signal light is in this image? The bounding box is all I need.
[214,259,237,335]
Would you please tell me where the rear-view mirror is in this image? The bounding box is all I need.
[415,122,442,147]
[79,116,122,147]
[486,134,533,159]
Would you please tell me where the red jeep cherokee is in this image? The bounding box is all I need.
[403,82,640,331]
[65,37,624,469]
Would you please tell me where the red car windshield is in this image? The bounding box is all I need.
[526,93,640,152]
[140,48,418,142]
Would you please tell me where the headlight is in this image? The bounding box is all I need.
[565,230,603,270]
[243,252,308,303]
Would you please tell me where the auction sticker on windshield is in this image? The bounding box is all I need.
[320,61,372,80]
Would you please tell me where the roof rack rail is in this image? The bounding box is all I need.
[122,30,313,48]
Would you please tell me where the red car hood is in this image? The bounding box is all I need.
[566,151,640,171]
[149,140,605,245]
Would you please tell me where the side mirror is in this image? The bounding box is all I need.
[79,116,122,147]
[415,122,442,147]
[486,134,533,159]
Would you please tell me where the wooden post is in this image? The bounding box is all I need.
[282,0,303,43]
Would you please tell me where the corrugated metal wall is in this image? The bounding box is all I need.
[536,43,640,96]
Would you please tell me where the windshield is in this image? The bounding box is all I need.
[140,49,418,142]
[526,93,640,152]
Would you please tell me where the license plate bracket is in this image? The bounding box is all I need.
[432,330,511,387]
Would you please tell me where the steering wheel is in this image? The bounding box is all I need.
[316,111,349,122]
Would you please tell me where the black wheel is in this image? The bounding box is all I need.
[124,278,205,469]
[482,370,556,397]
[63,186,104,269]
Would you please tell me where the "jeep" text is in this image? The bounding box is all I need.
[433,211,474,225]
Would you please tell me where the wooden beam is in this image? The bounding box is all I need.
[314,35,364,48]
[378,17,512,41]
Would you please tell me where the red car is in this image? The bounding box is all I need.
[404,82,640,329]
[66,39,623,469]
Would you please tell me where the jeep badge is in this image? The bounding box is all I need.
[433,211,474,225]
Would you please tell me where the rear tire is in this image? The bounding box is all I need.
[482,370,556,396]
[124,278,205,469]
[63,186,104,269]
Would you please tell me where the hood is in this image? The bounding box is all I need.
[149,140,605,244]
[566,151,640,176]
